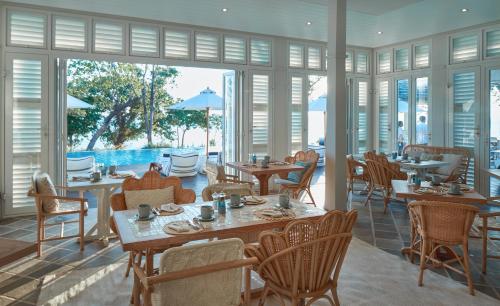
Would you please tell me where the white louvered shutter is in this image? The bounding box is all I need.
[452,34,479,63]
[130,25,159,57]
[345,51,353,72]
[356,52,368,74]
[356,81,368,153]
[8,10,46,48]
[414,44,430,68]
[290,76,304,154]
[224,36,246,63]
[289,44,304,68]
[452,71,477,186]
[94,21,124,54]
[307,47,321,70]
[395,48,409,71]
[486,29,500,58]
[250,39,271,65]
[53,16,86,51]
[164,30,190,59]
[378,51,391,74]
[251,74,270,157]
[378,80,391,153]
[195,33,220,61]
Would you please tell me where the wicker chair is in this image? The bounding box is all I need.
[408,201,479,295]
[205,160,254,186]
[201,183,254,201]
[277,150,320,206]
[133,238,258,306]
[110,170,196,277]
[365,159,405,213]
[346,154,370,196]
[477,197,500,274]
[28,171,88,257]
[245,210,358,306]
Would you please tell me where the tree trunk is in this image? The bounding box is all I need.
[147,66,156,146]
[86,97,139,151]
[141,65,149,146]
[181,129,187,148]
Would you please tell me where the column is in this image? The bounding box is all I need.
[325,0,347,211]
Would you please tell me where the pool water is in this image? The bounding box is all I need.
[67,148,203,166]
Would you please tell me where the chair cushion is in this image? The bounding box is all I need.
[35,173,60,213]
[274,178,298,185]
[287,161,311,183]
[124,186,175,209]
[59,201,89,212]
[436,154,462,176]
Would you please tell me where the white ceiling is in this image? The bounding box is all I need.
[4,0,500,47]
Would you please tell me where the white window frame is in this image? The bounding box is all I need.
[7,8,48,49]
[394,45,410,72]
[306,45,322,71]
[483,26,500,60]
[354,49,370,75]
[223,34,247,65]
[375,77,394,153]
[376,49,392,75]
[249,37,273,67]
[194,31,221,63]
[92,18,126,55]
[129,22,160,58]
[288,42,305,69]
[449,31,481,65]
[288,73,308,154]
[52,13,89,52]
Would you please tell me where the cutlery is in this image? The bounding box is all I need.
[152,208,159,215]
[192,217,204,230]
[187,220,200,230]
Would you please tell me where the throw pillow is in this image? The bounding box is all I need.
[124,186,175,209]
[35,173,60,213]
[436,154,462,176]
[287,161,312,183]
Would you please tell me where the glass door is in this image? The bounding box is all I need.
[353,78,369,154]
[396,78,410,154]
[248,71,273,158]
[377,79,392,154]
[449,67,480,186]
[414,76,430,145]
[289,74,307,154]
[222,71,239,164]
[487,67,500,196]
[3,53,49,216]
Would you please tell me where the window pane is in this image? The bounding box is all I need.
[415,77,429,145]
[378,52,391,73]
[252,75,270,157]
[195,33,219,61]
[164,30,190,59]
[356,81,368,153]
[9,11,46,47]
[94,21,124,54]
[414,44,430,68]
[356,52,368,73]
[130,25,159,56]
[290,77,303,153]
[224,36,246,63]
[486,29,500,57]
[345,52,353,72]
[395,48,409,71]
[396,79,409,154]
[250,39,271,65]
[308,47,321,69]
[489,69,500,196]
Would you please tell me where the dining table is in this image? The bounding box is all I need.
[66,171,136,245]
[113,195,326,302]
[226,162,304,195]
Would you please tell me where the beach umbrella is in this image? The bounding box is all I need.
[67,94,94,109]
[309,95,327,142]
[168,87,223,156]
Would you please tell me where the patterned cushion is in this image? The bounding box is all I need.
[287,161,311,183]
[124,186,175,209]
[35,173,60,213]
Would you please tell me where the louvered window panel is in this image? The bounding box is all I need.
[130,25,159,56]
[94,21,124,54]
[250,39,271,65]
[54,16,86,51]
[356,52,368,73]
[8,11,46,48]
[395,48,409,71]
[12,59,43,208]
[378,52,391,74]
[452,34,479,63]
[486,29,500,57]
[414,44,430,68]
[224,36,246,63]
[289,44,304,68]
[357,81,368,153]
[307,47,321,70]
[252,75,270,156]
[378,80,390,153]
[290,77,303,153]
[415,77,430,145]
[195,33,220,61]
[345,51,353,72]
[164,30,190,59]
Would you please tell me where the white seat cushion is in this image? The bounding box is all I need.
[274,178,298,185]
[124,186,175,209]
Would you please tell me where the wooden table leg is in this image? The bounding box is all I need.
[255,174,272,195]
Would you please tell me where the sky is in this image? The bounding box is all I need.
[168,66,231,100]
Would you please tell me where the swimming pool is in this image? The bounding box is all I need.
[67,148,203,166]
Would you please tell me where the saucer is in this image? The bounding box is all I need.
[135,213,156,221]
[229,203,245,209]
[447,191,463,196]
[197,215,215,222]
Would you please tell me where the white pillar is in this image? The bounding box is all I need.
[325,0,347,211]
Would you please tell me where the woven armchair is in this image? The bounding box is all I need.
[279,150,320,206]
[365,159,405,213]
[110,170,195,277]
[408,201,479,295]
[245,210,357,306]
[476,197,500,274]
[346,154,370,196]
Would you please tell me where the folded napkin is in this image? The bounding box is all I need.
[167,222,191,233]
[260,209,284,218]
[161,203,180,212]
[244,196,266,204]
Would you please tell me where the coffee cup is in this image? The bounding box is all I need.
[261,159,269,168]
[91,171,101,182]
[230,194,241,207]
[109,165,117,175]
[431,175,441,186]
[402,153,409,160]
[414,156,421,164]
[279,193,290,209]
[138,204,151,219]
[201,205,214,220]
[449,183,461,194]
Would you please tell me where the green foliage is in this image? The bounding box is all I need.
[67,108,100,150]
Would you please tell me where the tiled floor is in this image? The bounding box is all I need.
[0,169,499,304]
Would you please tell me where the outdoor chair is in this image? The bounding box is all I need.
[408,201,478,295]
[169,152,199,177]
[245,210,357,306]
[201,183,254,201]
[205,160,254,186]
[110,170,196,277]
[346,154,370,196]
[475,197,500,274]
[365,159,405,213]
[132,238,258,306]
[66,156,95,179]
[28,171,88,256]
[274,150,319,206]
